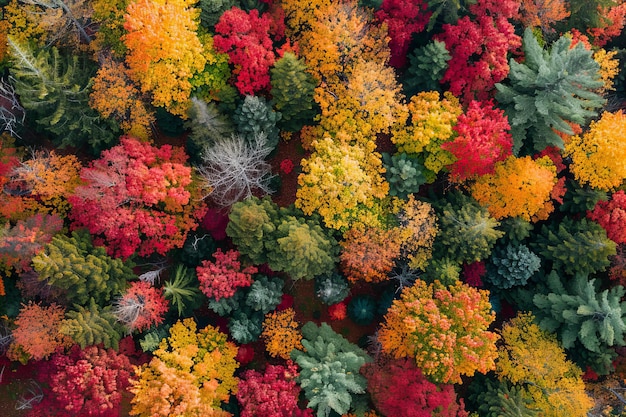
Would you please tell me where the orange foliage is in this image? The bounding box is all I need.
[588,2,626,47]
[0,275,5,296]
[471,155,557,222]
[517,0,569,33]
[261,308,304,360]
[340,226,402,283]
[9,302,72,363]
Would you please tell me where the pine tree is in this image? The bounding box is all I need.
[245,275,284,313]
[60,298,123,350]
[485,243,541,289]
[495,28,605,154]
[233,95,281,150]
[291,322,370,417]
[8,39,119,152]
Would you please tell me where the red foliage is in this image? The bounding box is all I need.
[28,345,132,417]
[328,302,347,321]
[276,293,295,310]
[588,2,626,47]
[436,0,521,103]
[114,281,169,333]
[68,136,206,259]
[201,207,229,240]
[375,0,430,68]
[197,249,258,300]
[237,361,312,417]
[280,158,294,174]
[235,343,256,366]
[214,7,279,95]
[463,261,486,288]
[443,100,514,181]
[588,190,626,245]
[362,357,469,417]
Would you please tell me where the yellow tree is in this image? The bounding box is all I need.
[261,308,304,360]
[471,155,558,222]
[396,195,439,270]
[497,312,594,417]
[123,0,206,116]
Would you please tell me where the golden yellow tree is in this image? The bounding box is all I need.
[565,110,626,191]
[396,195,439,270]
[261,308,304,360]
[471,155,558,222]
[497,312,594,417]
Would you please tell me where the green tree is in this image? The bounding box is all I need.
[8,39,119,153]
[31,230,133,306]
[60,298,123,349]
[403,40,450,95]
[495,28,605,154]
[291,322,370,417]
[184,97,233,161]
[533,271,626,354]
[233,95,281,150]
[485,243,541,289]
[270,52,318,132]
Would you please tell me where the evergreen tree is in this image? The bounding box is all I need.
[485,243,541,289]
[495,28,605,154]
[245,275,283,314]
[31,230,133,306]
[233,95,281,150]
[314,271,350,305]
[8,39,119,153]
[60,298,123,350]
[184,97,233,161]
[291,322,370,417]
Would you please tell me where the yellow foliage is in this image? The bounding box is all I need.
[123,0,206,116]
[296,133,389,230]
[280,0,332,42]
[565,110,626,191]
[261,308,304,360]
[471,155,557,222]
[497,312,594,417]
[397,196,439,270]
[3,0,46,46]
[594,48,620,93]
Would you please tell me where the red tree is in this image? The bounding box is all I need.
[436,0,521,103]
[68,136,206,259]
[113,281,169,333]
[588,190,626,244]
[442,100,514,181]
[237,361,313,417]
[375,0,430,68]
[362,357,469,417]
[214,7,279,95]
[28,345,133,417]
[196,249,258,300]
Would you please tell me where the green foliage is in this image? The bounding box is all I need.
[533,271,626,353]
[208,291,244,317]
[425,0,475,31]
[469,377,539,417]
[422,257,461,287]
[434,196,504,264]
[139,325,171,353]
[382,152,427,198]
[8,40,119,153]
[314,271,350,305]
[485,244,541,289]
[245,275,283,313]
[558,0,619,34]
[266,215,339,280]
[233,95,281,151]
[500,217,534,245]
[347,294,377,326]
[533,217,616,276]
[495,29,605,154]
[185,98,233,163]
[178,233,218,268]
[270,52,318,132]
[560,179,608,214]
[228,310,264,344]
[31,230,133,307]
[198,0,240,29]
[60,298,123,350]
[226,196,279,265]
[403,40,451,95]
[163,264,203,317]
[291,322,371,417]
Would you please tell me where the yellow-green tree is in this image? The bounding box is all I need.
[497,312,594,417]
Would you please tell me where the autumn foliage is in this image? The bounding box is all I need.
[340,226,402,283]
[114,281,169,333]
[261,307,304,359]
[196,249,258,300]
[588,190,626,244]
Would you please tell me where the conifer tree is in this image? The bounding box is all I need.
[60,298,123,350]
[233,95,281,150]
[495,28,605,154]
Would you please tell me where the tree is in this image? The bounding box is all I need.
[496,312,594,417]
[184,97,234,157]
[196,249,258,300]
[382,153,427,199]
[588,190,626,244]
[532,271,626,354]
[237,362,312,417]
[29,344,133,417]
[362,356,468,417]
[163,264,203,317]
[565,110,626,191]
[516,0,569,35]
[533,217,616,276]
[340,226,402,283]
[261,308,303,360]
[91,0,130,56]
[113,281,169,333]
[7,40,119,152]
[378,279,498,384]
[123,0,207,116]
[291,322,371,417]
[233,95,281,150]
[61,298,124,350]
[485,243,541,289]
[196,132,275,207]
[495,28,605,154]
[470,155,558,222]
[32,230,133,306]
[403,40,451,95]
[436,0,521,103]
[9,301,71,363]
[68,136,207,259]
[443,100,513,182]
[129,318,239,417]
[396,196,439,270]
[213,7,278,95]
[270,52,318,132]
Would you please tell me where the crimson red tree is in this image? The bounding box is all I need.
[68,136,206,259]
[588,190,626,244]
[196,249,258,300]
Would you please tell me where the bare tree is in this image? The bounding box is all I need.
[0,78,25,138]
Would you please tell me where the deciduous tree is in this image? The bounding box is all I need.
[588,190,626,244]
[261,307,303,359]
[340,226,402,283]
[196,249,257,300]
[113,281,169,333]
